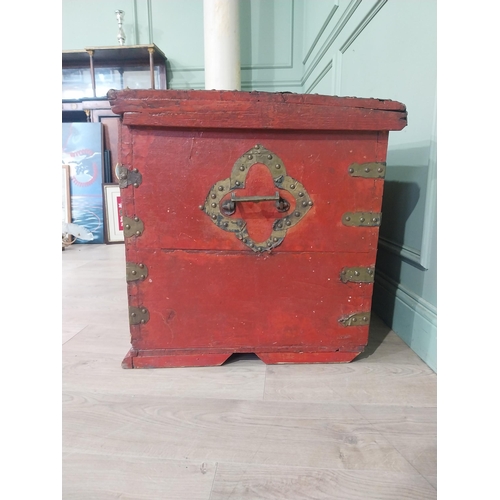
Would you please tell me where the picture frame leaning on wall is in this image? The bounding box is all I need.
[103,183,124,244]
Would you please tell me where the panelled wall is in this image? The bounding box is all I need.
[299,0,437,372]
[302,0,437,372]
[62,0,304,92]
[62,0,437,371]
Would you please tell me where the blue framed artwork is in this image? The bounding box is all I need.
[62,122,104,244]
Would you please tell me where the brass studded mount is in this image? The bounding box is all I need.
[123,216,144,237]
[116,164,142,188]
[129,306,149,325]
[342,212,381,227]
[126,262,148,282]
[201,145,313,252]
[338,312,371,327]
[348,162,386,178]
[340,266,375,283]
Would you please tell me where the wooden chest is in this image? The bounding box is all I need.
[108,89,407,368]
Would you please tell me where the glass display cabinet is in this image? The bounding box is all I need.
[62,44,167,183]
[62,44,167,99]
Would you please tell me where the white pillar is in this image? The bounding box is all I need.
[203,0,241,90]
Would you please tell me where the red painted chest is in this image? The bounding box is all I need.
[108,89,407,368]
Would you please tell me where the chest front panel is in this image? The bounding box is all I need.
[110,89,405,368]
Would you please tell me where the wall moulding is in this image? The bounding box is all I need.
[302,0,362,86]
[374,269,437,327]
[339,0,388,53]
[305,59,333,94]
[301,0,388,93]
[378,237,425,270]
[302,2,339,66]
[379,97,437,271]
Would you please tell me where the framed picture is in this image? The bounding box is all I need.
[62,123,105,243]
[62,165,71,224]
[103,184,124,244]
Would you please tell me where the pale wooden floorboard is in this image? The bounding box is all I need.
[63,392,417,473]
[63,353,267,400]
[263,363,436,406]
[62,244,437,499]
[63,453,216,500]
[209,464,437,500]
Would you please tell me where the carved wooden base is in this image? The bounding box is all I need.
[122,348,361,368]
[122,349,230,369]
[256,351,361,364]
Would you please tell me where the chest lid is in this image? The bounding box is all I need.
[107,89,407,132]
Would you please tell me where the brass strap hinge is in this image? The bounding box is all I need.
[116,164,142,188]
[342,212,381,227]
[129,306,150,325]
[123,216,144,237]
[126,262,148,282]
[348,162,386,178]
[340,267,375,283]
[338,312,371,327]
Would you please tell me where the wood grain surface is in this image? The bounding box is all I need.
[62,244,436,499]
[108,89,407,131]
[114,95,394,366]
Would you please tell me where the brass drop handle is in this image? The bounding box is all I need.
[221,191,290,216]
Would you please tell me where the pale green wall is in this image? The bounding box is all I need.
[62,0,437,371]
[62,0,304,91]
[297,0,437,371]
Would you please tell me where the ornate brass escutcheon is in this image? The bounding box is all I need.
[200,145,312,252]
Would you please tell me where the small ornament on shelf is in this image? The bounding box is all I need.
[116,10,125,46]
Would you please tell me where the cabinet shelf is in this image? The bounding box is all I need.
[62,44,167,100]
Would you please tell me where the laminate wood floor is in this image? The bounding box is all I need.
[62,244,437,499]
